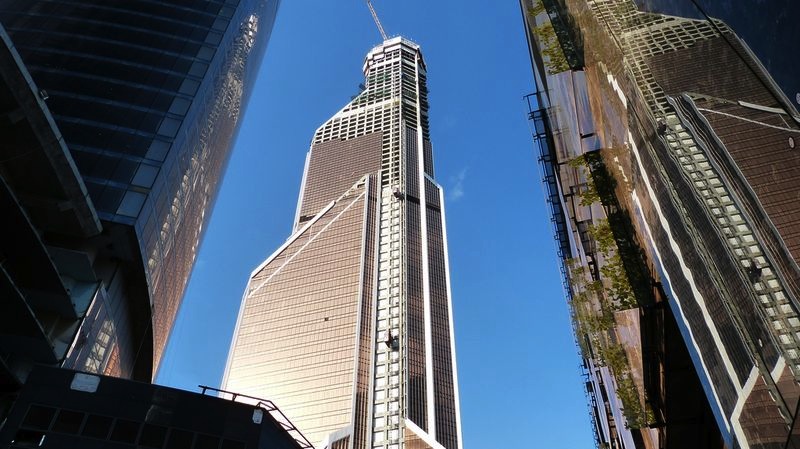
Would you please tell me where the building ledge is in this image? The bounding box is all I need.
[0,23,100,238]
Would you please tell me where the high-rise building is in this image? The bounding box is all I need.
[0,0,279,385]
[222,37,463,449]
[521,0,800,448]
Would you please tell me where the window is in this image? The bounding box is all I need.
[52,410,84,434]
[109,419,139,443]
[139,424,168,448]
[167,429,193,449]
[117,191,146,217]
[81,415,113,439]
[11,429,45,448]
[22,406,56,431]
[195,434,221,449]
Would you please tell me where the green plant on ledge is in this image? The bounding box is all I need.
[596,345,654,429]
[528,0,546,17]
[568,155,601,206]
[589,220,636,310]
[528,0,571,75]
[567,264,652,429]
[565,226,650,428]
[565,153,656,429]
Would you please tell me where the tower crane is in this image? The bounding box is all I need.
[365,0,388,41]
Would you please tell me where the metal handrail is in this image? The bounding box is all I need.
[198,385,315,449]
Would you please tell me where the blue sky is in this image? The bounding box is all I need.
[156,1,595,447]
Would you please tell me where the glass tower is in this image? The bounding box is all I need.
[222,37,463,449]
[0,0,279,378]
[522,0,800,447]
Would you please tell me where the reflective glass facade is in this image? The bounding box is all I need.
[634,0,800,103]
[0,0,280,373]
[522,0,800,447]
[224,38,462,449]
[225,178,372,444]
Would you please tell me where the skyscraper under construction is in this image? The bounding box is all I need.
[222,37,462,449]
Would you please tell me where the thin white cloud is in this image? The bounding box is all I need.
[449,168,468,201]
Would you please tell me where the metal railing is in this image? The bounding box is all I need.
[525,91,604,448]
[198,385,315,449]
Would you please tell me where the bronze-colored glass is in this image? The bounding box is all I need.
[225,179,373,444]
[224,38,462,449]
[521,0,800,447]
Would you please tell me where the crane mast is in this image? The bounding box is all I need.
[366,0,388,41]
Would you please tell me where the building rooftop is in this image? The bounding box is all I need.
[363,36,425,74]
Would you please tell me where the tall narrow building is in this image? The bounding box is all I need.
[222,37,462,449]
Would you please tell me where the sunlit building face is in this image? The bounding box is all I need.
[222,37,463,449]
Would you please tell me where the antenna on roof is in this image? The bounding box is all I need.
[365,0,388,41]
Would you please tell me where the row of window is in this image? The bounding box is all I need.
[16,404,245,449]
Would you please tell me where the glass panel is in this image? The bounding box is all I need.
[117,191,146,217]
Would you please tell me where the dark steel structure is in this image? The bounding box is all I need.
[0,367,308,449]
[222,37,462,449]
[0,0,279,386]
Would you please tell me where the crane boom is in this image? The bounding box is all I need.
[366,0,388,41]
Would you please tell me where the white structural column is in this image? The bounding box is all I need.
[413,52,437,438]
[438,185,464,449]
[370,39,406,449]
[371,186,403,449]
